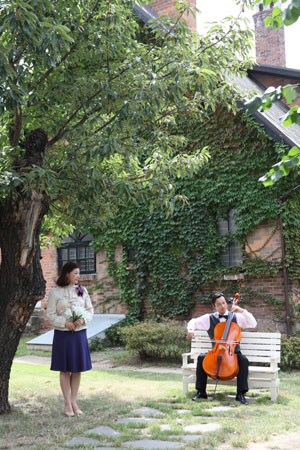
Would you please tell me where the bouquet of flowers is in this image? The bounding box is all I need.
[70,306,86,323]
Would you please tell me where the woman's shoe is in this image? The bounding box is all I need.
[74,409,83,416]
[64,410,75,417]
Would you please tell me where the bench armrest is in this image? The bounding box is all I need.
[270,355,280,370]
[182,352,197,367]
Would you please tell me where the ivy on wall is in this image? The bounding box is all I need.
[91,107,300,319]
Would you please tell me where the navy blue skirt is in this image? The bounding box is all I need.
[51,329,92,373]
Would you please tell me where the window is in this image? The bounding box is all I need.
[57,232,96,274]
[217,210,243,267]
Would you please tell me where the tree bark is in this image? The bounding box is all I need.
[0,129,49,414]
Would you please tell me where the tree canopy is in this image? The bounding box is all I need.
[0,0,256,413]
[0,0,255,232]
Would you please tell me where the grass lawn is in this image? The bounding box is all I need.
[1,351,300,450]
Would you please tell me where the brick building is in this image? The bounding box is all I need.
[40,1,300,334]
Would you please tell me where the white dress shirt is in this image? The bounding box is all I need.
[47,284,94,331]
[187,309,257,332]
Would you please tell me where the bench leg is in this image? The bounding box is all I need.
[183,377,189,395]
[270,387,277,402]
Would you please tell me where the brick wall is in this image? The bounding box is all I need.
[150,0,197,30]
[189,273,286,333]
[253,3,286,67]
[245,220,281,261]
[93,244,127,314]
[40,245,58,309]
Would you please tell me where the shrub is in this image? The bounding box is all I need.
[119,320,190,362]
[280,335,300,371]
[89,337,104,352]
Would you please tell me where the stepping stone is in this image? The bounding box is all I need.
[94,448,117,450]
[123,439,185,449]
[175,409,192,414]
[169,434,203,442]
[85,426,120,437]
[131,407,164,416]
[192,415,218,420]
[115,417,158,424]
[183,423,221,433]
[65,436,100,446]
[160,424,171,431]
[204,406,232,412]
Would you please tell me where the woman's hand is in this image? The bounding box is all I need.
[73,318,85,328]
[65,319,76,331]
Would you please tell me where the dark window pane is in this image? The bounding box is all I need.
[78,247,86,259]
[217,210,242,267]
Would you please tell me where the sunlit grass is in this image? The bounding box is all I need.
[2,359,300,450]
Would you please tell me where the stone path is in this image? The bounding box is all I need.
[60,400,248,449]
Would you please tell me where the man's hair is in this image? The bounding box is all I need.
[211,292,226,305]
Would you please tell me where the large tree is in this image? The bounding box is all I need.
[0,0,254,413]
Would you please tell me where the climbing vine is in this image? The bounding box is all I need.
[91,107,300,319]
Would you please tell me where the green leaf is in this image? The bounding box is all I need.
[282,85,298,104]
[264,16,273,27]
[244,96,262,114]
[272,7,282,17]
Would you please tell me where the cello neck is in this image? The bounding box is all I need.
[221,293,240,341]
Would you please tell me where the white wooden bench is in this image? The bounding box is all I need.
[182,330,281,401]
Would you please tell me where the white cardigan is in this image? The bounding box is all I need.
[47,284,94,331]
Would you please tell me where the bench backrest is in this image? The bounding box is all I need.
[191,330,281,364]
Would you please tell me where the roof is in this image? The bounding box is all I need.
[248,64,300,81]
[133,2,158,24]
[232,74,300,148]
[133,3,300,149]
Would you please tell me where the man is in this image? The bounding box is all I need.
[187,292,257,405]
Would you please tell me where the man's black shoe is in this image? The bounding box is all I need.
[235,394,248,405]
[192,391,208,401]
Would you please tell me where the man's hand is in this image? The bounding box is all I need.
[232,305,244,313]
[187,332,194,340]
[65,319,76,331]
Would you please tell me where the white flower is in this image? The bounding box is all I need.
[70,306,87,322]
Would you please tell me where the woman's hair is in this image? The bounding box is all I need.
[56,261,80,287]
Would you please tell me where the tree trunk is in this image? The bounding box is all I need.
[0,129,49,414]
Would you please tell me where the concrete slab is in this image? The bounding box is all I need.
[65,436,100,446]
[26,314,125,351]
[169,435,203,442]
[175,409,192,414]
[85,426,120,437]
[183,422,221,433]
[160,424,171,431]
[131,407,164,417]
[123,439,185,449]
[115,417,158,424]
[204,406,233,412]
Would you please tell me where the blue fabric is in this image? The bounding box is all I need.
[51,329,92,373]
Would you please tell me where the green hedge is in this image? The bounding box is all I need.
[120,320,190,362]
[280,335,300,371]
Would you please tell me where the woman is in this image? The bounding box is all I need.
[47,261,94,416]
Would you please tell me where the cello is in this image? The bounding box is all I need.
[203,293,241,383]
